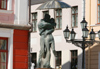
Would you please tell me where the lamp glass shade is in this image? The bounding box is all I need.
[80,18,87,29]
[98,30,100,39]
[70,33,76,40]
[81,23,87,29]
[63,26,70,39]
[90,34,95,40]
[82,31,89,38]
[70,28,76,40]
[90,29,95,40]
[82,26,89,38]
[63,31,70,39]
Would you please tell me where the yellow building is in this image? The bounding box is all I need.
[85,0,100,69]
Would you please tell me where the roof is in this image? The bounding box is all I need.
[31,0,61,5]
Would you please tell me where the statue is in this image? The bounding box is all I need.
[37,14,57,68]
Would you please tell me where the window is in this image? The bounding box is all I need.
[71,50,78,69]
[0,0,7,10]
[56,51,61,69]
[43,11,49,18]
[98,0,100,23]
[32,13,37,32]
[71,6,78,27]
[55,9,62,29]
[0,38,8,69]
[31,53,37,68]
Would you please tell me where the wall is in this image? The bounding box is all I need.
[0,0,14,24]
[31,0,83,69]
[85,0,100,69]
[13,29,29,69]
[14,0,28,25]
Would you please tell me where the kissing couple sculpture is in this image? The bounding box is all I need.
[37,14,57,68]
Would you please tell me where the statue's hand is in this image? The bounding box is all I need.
[53,51,57,58]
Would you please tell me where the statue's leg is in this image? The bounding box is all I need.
[37,36,45,68]
[51,39,57,57]
[43,38,51,68]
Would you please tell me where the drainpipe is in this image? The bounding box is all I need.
[28,0,33,69]
[83,0,85,19]
[83,0,86,69]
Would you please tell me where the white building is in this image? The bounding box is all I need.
[31,0,84,69]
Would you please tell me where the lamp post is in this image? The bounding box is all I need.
[63,21,100,69]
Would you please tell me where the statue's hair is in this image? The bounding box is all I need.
[44,14,50,22]
[50,18,55,23]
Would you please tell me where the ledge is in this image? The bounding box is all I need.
[87,24,100,27]
[0,23,31,30]
[0,10,13,14]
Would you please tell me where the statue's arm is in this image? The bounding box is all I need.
[38,20,52,29]
[39,29,45,36]
[45,28,54,35]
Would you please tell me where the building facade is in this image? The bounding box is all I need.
[85,0,100,69]
[0,0,30,69]
[31,0,85,69]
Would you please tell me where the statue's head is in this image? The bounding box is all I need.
[50,18,55,23]
[50,18,56,27]
[44,14,50,22]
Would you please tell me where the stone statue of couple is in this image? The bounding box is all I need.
[37,14,57,68]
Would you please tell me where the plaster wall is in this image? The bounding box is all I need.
[0,0,14,24]
[85,0,100,69]
[86,0,97,26]
[14,0,28,25]
[31,0,83,69]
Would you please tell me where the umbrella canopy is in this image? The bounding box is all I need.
[36,0,71,10]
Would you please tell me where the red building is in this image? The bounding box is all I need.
[0,0,31,69]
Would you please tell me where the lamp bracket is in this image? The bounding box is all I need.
[65,39,100,49]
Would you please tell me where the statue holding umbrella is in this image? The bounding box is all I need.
[36,0,71,68]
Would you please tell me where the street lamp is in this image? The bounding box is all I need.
[82,26,89,38]
[63,26,70,39]
[90,28,96,40]
[80,18,87,29]
[70,28,76,40]
[63,24,100,69]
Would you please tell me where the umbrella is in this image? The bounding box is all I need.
[36,0,71,18]
[36,0,71,10]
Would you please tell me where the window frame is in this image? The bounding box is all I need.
[42,10,49,18]
[55,51,61,68]
[32,12,37,32]
[31,53,37,68]
[0,0,7,10]
[0,37,8,69]
[71,6,78,28]
[55,9,62,30]
[70,50,78,69]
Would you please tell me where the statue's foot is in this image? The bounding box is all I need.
[49,66,53,69]
[36,65,40,68]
